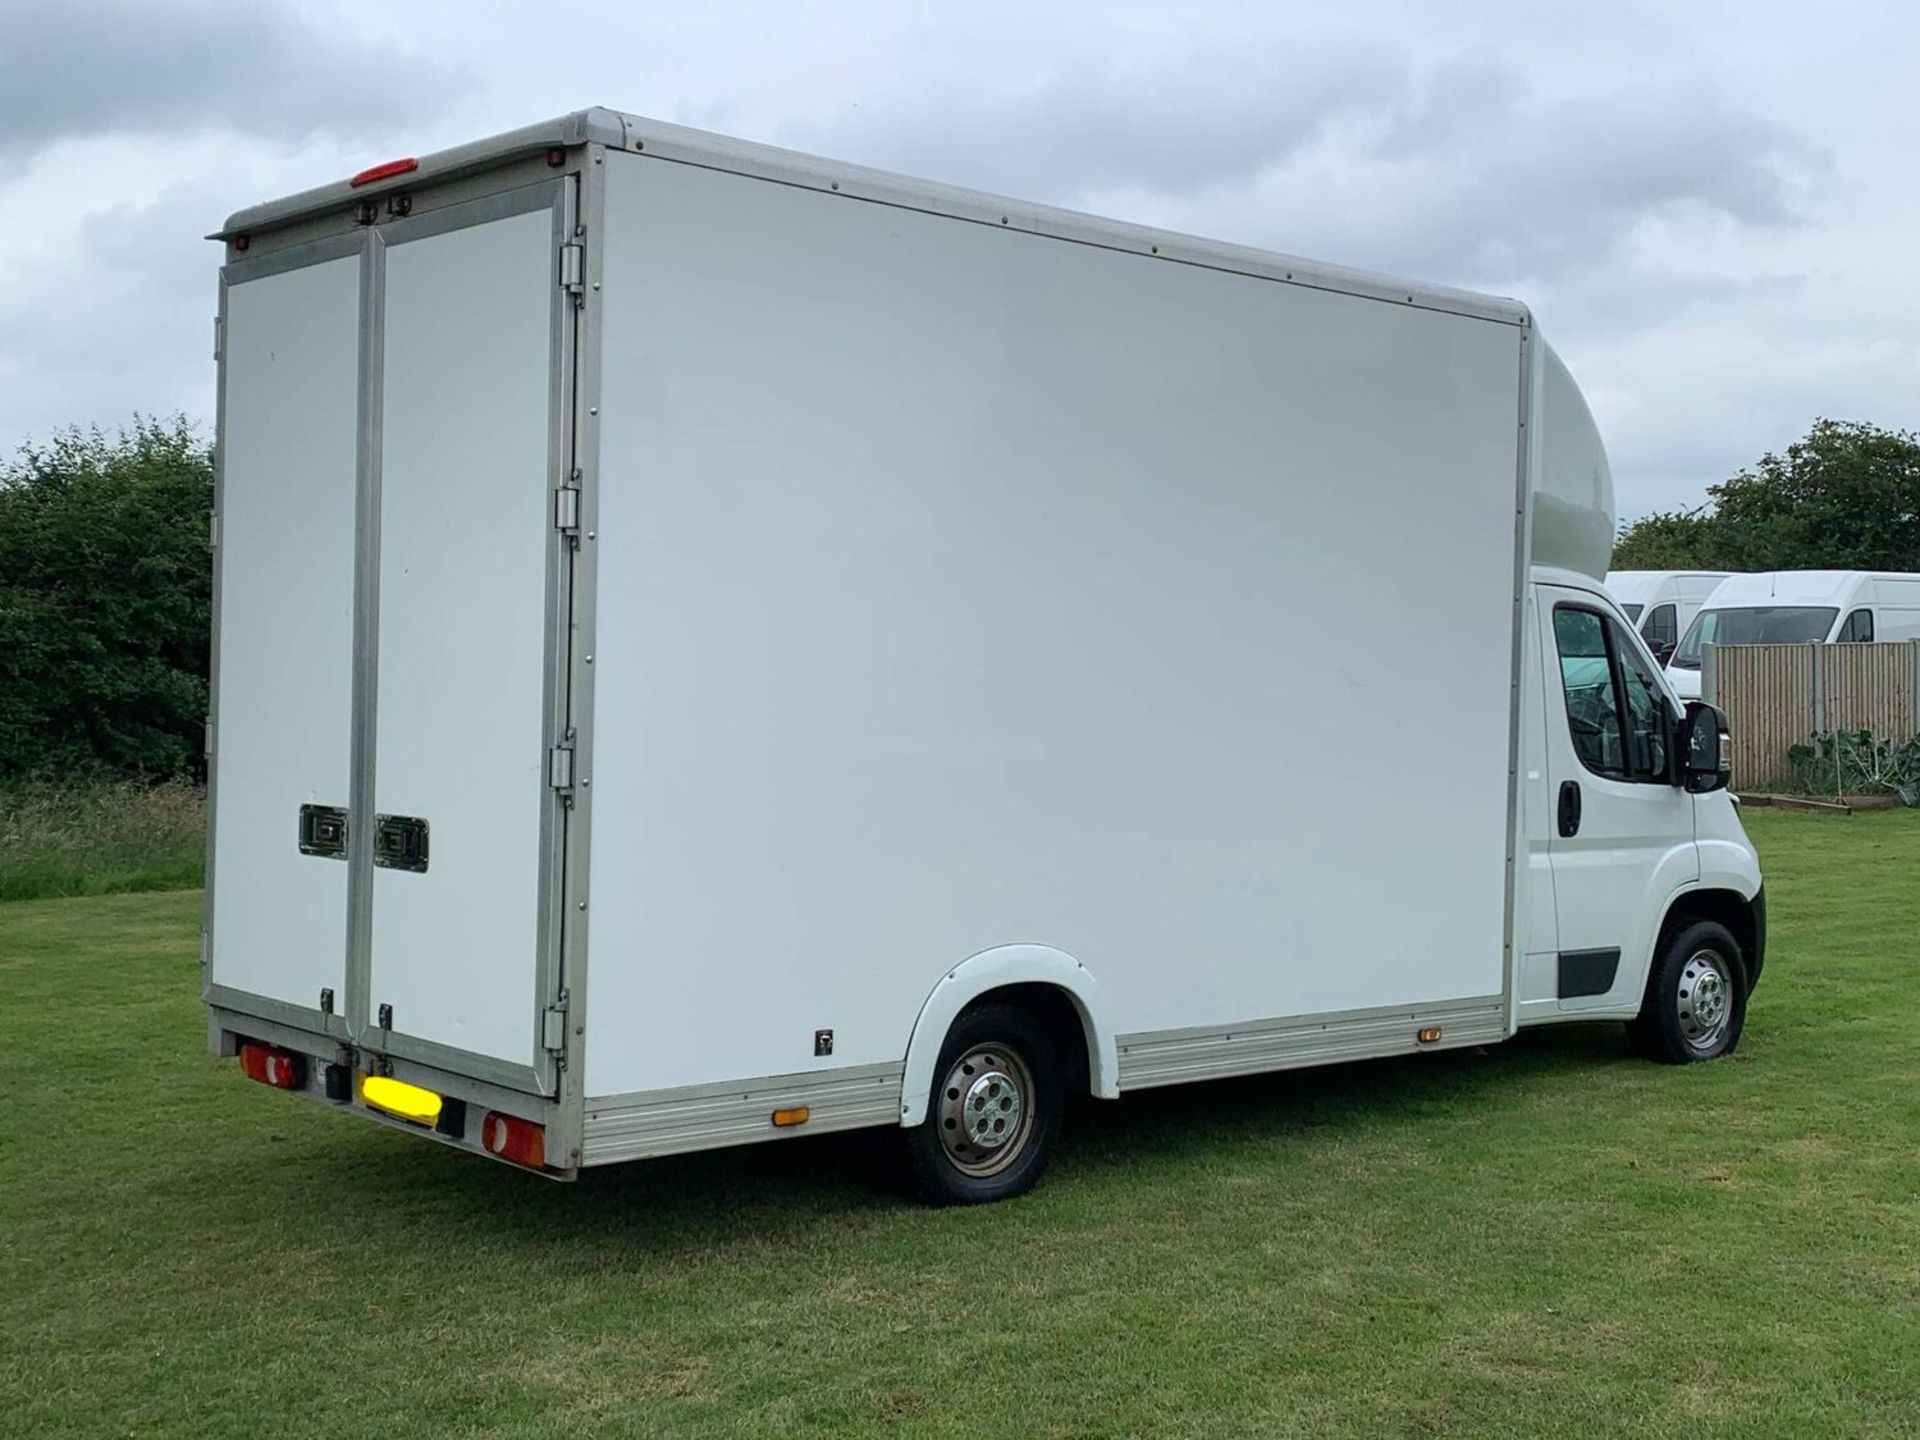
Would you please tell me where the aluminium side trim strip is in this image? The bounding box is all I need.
[1115,995,1508,1092]
[344,224,386,1051]
[552,143,608,1171]
[201,266,230,1021]
[205,983,332,1038]
[1503,322,1537,1031]
[581,1061,905,1166]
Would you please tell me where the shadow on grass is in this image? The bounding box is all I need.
[207,1020,1637,1264]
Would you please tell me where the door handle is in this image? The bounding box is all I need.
[297,803,348,860]
[1557,780,1582,838]
[372,813,430,873]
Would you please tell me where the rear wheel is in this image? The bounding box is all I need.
[902,1003,1060,1205]
[1627,919,1748,1064]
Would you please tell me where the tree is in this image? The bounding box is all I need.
[1611,419,1920,573]
[1709,419,1920,571]
[1609,506,1716,570]
[0,419,214,779]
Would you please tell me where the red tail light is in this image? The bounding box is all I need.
[350,156,419,188]
[481,1111,546,1168]
[238,1042,307,1090]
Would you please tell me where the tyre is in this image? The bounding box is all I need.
[1626,919,1748,1064]
[902,1002,1061,1205]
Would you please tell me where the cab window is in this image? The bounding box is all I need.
[1612,618,1670,778]
[1553,608,1625,776]
[1641,603,1678,658]
[1838,608,1874,642]
[1553,605,1671,782]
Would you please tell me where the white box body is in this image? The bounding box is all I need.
[205,111,1571,1174]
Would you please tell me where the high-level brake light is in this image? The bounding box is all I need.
[350,157,419,188]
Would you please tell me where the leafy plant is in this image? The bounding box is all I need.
[1786,729,1920,802]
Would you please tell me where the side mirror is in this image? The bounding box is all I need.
[1678,701,1732,793]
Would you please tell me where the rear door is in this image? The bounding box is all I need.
[206,239,362,1033]
[362,183,576,1094]
[208,177,577,1098]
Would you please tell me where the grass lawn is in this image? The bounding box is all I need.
[1,808,1915,1437]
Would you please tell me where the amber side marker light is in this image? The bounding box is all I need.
[238,1041,306,1090]
[482,1112,546,1169]
[1417,1027,1443,1044]
[771,1106,811,1128]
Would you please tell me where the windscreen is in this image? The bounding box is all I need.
[1672,606,1839,668]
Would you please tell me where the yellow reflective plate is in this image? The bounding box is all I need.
[361,1074,443,1125]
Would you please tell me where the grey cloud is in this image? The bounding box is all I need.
[1294,65,1830,286]
[788,47,1830,306]
[1384,57,1823,224]
[0,180,220,448]
[0,0,467,155]
[784,41,1404,203]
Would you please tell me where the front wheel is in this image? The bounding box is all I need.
[1627,919,1748,1064]
[901,1003,1061,1205]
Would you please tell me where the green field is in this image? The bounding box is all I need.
[1,809,1915,1437]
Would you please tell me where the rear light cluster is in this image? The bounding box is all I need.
[483,1112,546,1169]
[237,1039,545,1169]
[238,1042,307,1090]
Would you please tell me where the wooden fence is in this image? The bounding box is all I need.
[1704,641,1920,789]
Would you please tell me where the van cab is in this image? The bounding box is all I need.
[1520,566,1764,1054]
[1666,570,1920,699]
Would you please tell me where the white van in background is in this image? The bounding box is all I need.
[1666,570,1920,699]
[1603,571,1732,665]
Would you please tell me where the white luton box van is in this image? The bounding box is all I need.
[205,110,1764,1202]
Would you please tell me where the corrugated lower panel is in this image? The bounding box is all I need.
[582,1061,904,1165]
[1116,998,1508,1091]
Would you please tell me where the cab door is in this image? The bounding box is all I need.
[1538,585,1697,1012]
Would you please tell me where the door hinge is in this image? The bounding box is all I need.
[212,314,223,362]
[547,741,576,791]
[554,483,580,538]
[542,1001,568,1053]
[559,243,584,294]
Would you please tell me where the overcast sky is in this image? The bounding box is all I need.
[2,0,1914,519]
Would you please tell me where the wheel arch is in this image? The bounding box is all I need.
[1653,886,1764,993]
[898,945,1118,1127]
